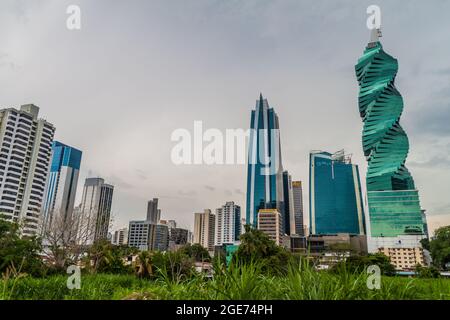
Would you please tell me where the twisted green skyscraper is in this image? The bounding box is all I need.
[356,36,415,192]
[355,30,424,238]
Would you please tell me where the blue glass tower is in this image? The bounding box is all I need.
[309,150,366,235]
[246,94,284,228]
[42,141,82,232]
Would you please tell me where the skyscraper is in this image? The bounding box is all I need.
[215,201,241,246]
[309,150,366,235]
[78,177,114,243]
[292,181,305,236]
[282,171,296,235]
[193,209,215,251]
[146,198,160,224]
[41,141,82,234]
[0,104,55,236]
[246,94,284,228]
[355,29,424,248]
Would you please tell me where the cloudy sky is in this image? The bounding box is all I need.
[1,0,449,234]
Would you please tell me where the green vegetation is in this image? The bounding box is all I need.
[424,226,450,269]
[1,219,449,300]
[1,261,450,300]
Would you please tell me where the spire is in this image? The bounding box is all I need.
[259,92,263,101]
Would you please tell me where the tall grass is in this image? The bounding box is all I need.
[1,261,449,300]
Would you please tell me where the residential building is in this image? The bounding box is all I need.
[309,150,365,235]
[128,220,156,251]
[257,208,283,246]
[0,104,55,236]
[78,177,114,243]
[41,141,82,234]
[355,28,425,251]
[246,94,285,228]
[292,181,305,236]
[378,246,425,271]
[193,209,215,251]
[215,201,241,246]
[112,227,128,246]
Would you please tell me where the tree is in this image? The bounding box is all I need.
[135,251,153,278]
[41,208,99,271]
[235,225,290,274]
[429,226,450,269]
[86,240,132,274]
[0,216,45,277]
[179,243,211,262]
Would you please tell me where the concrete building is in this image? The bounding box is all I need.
[112,227,128,246]
[292,181,305,236]
[194,209,215,251]
[257,209,283,246]
[128,220,156,251]
[78,177,114,243]
[215,201,241,246]
[41,141,82,235]
[378,246,425,271]
[0,104,55,236]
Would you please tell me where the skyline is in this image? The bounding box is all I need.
[1,0,450,234]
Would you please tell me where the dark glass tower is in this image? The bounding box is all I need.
[309,150,366,235]
[246,94,284,228]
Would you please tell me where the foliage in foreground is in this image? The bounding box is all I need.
[1,260,450,300]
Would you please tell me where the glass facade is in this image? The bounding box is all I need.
[246,94,284,228]
[309,151,365,235]
[355,36,424,239]
[368,191,424,237]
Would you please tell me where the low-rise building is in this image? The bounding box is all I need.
[378,246,425,271]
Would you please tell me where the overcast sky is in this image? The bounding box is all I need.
[1,0,449,235]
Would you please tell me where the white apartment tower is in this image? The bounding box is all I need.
[215,201,241,246]
[0,104,55,236]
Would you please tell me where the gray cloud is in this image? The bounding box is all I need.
[1,0,449,234]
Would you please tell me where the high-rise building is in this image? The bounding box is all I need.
[146,198,160,224]
[257,208,283,246]
[0,104,55,236]
[309,150,366,236]
[355,29,425,250]
[169,227,189,251]
[155,223,169,251]
[112,227,128,246]
[128,220,156,251]
[292,181,305,236]
[193,209,215,251]
[246,94,284,228]
[78,177,114,243]
[41,141,82,234]
[282,171,295,235]
[215,201,241,246]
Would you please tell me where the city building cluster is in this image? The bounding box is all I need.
[0,29,430,272]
